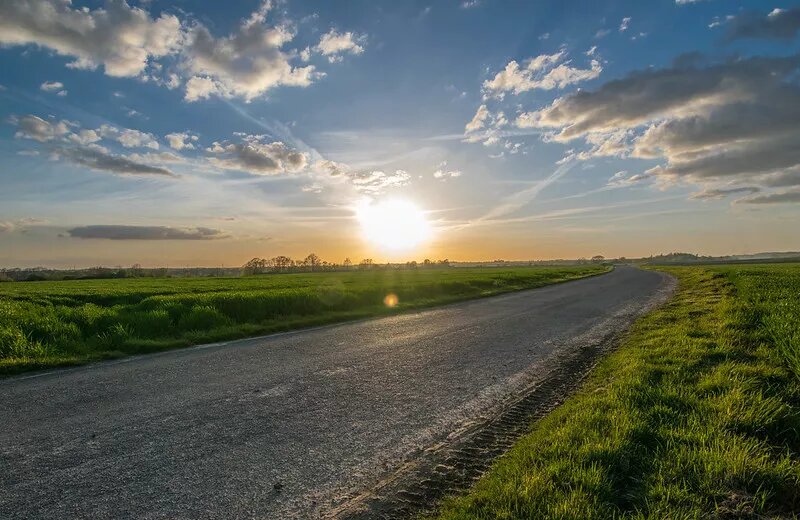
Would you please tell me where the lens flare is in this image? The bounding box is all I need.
[356,199,431,251]
[383,293,399,307]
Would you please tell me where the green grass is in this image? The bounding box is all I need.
[431,265,800,519]
[0,265,607,375]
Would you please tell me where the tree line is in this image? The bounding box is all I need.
[241,254,451,275]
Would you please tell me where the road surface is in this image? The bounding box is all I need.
[0,267,672,519]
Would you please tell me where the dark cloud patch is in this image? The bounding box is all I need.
[58,146,174,176]
[690,186,760,200]
[736,189,800,205]
[68,225,227,240]
[522,55,800,139]
[726,7,800,42]
[517,55,800,191]
[207,135,307,175]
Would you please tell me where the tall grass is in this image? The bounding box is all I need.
[432,265,800,519]
[0,266,607,374]
[718,264,800,379]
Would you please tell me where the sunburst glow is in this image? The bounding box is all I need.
[356,199,432,251]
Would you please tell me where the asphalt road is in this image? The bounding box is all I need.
[0,267,671,519]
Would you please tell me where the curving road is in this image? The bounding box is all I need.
[0,267,671,519]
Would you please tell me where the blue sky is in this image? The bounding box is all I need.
[1,0,800,267]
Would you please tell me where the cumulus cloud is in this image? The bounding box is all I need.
[0,0,182,77]
[724,7,800,41]
[68,225,225,240]
[56,146,174,176]
[348,170,411,194]
[12,115,70,142]
[97,124,160,149]
[518,54,800,196]
[313,160,411,193]
[182,1,319,102]
[433,162,462,180]
[619,17,631,32]
[483,50,601,97]
[40,80,63,92]
[207,134,307,174]
[9,114,176,176]
[316,29,365,62]
[2,1,365,103]
[165,131,198,151]
[465,104,490,132]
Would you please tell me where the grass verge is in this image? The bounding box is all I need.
[0,265,608,375]
[431,265,800,519]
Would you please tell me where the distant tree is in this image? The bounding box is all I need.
[343,257,352,269]
[242,257,267,275]
[591,255,605,262]
[271,255,293,271]
[359,258,373,269]
[406,260,417,269]
[303,253,322,271]
[423,258,432,266]
[438,258,450,266]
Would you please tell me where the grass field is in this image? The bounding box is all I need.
[0,265,607,375]
[431,264,800,519]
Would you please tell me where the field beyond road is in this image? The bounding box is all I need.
[432,264,800,519]
[0,265,607,374]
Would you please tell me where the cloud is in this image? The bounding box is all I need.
[433,162,462,180]
[181,1,319,102]
[460,0,481,8]
[9,113,179,176]
[0,0,182,77]
[40,80,63,91]
[207,134,307,174]
[518,54,800,192]
[735,188,800,204]
[2,1,362,103]
[725,7,800,41]
[165,131,198,151]
[313,160,411,193]
[12,115,70,142]
[97,124,160,149]
[348,169,411,194]
[483,50,601,96]
[619,17,631,32]
[68,129,102,145]
[68,225,225,240]
[0,218,47,233]
[465,104,490,132]
[56,145,175,176]
[316,29,365,62]
[690,186,760,200]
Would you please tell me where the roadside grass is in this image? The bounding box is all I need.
[431,265,800,519]
[0,265,607,375]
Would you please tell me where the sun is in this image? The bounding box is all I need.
[356,199,432,251]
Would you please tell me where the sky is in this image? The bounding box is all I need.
[2,0,800,268]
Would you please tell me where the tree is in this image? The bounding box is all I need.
[423,258,432,266]
[242,257,267,275]
[591,255,605,262]
[303,253,322,271]
[359,258,373,269]
[343,257,352,269]
[271,256,293,271]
